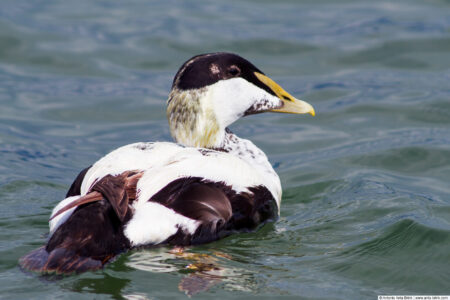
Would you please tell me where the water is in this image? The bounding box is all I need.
[1,0,449,298]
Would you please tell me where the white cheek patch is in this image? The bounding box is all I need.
[206,78,281,128]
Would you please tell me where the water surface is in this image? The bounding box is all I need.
[1,0,449,299]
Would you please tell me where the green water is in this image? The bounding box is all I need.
[1,0,449,299]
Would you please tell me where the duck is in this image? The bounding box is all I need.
[20,52,315,274]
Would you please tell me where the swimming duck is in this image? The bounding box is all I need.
[20,52,315,274]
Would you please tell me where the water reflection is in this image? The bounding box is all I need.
[126,246,254,296]
[70,273,132,299]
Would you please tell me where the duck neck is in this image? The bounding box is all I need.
[167,88,275,178]
[167,88,225,148]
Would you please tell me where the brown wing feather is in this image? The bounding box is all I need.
[49,192,103,221]
[51,171,143,222]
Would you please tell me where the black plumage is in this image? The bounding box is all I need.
[172,52,277,98]
[153,177,277,245]
[66,166,91,198]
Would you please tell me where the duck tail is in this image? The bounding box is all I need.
[19,246,103,274]
[19,198,129,274]
[20,198,131,274]
[19,173,140,274]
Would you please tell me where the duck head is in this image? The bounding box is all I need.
[167,52,315,148]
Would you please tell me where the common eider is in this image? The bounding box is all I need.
[20,52,315,274]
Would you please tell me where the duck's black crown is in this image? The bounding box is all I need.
[172,52,276,96]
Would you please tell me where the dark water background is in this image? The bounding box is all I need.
[1,0,449,299]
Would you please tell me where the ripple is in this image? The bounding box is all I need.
[338,37,450,70]
[329,219,450,293]
[340,146,450,174]
[126,249,179,273]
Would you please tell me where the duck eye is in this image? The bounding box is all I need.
[228,66,240,76]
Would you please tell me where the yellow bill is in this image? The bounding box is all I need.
[254,72,315,116]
